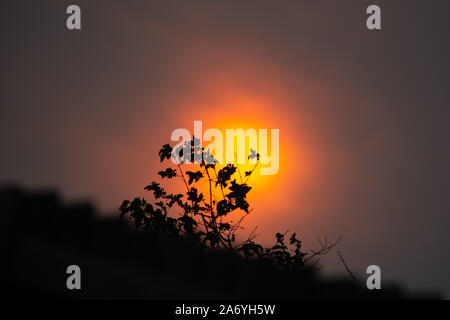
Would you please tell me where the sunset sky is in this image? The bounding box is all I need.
[1,0,450,296]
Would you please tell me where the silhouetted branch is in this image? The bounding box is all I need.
[337,250,361,287]
[121,140,339,266]
[304,236,342,263]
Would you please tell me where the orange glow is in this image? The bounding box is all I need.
[167,91,317,233]
[131,46,328,241]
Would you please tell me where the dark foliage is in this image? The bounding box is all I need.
[120,138,339,268]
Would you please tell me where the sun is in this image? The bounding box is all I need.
[203,118,286,196]
[171,94,309,225]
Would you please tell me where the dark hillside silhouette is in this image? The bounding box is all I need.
[1,185,420,299]
[0,142,440,299]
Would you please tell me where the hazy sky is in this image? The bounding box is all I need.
[1,0,450,296]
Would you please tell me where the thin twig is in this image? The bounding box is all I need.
[304,236,341,263]
[235,154,243,183]
[337,250,361,286]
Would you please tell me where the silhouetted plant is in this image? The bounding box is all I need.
[120,137,339,267]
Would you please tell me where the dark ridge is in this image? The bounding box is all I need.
[0,186,439,299]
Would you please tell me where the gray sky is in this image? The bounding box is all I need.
[1,0,450,296]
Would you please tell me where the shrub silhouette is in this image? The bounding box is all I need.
[120,137,339,268]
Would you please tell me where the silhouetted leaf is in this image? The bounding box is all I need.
[218,222,231,231]
[178,214,198,234]
[159,144,172,162]
[227,180,251,212]
[186,171,203,185]
[186,188,204,204]
[216,164,237,188]
[158,168,177,178]
[202,148,219,167]
[119,200,130,218]
[217,199,233,216]
[144,182,166,199]
[166,193,184,207]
